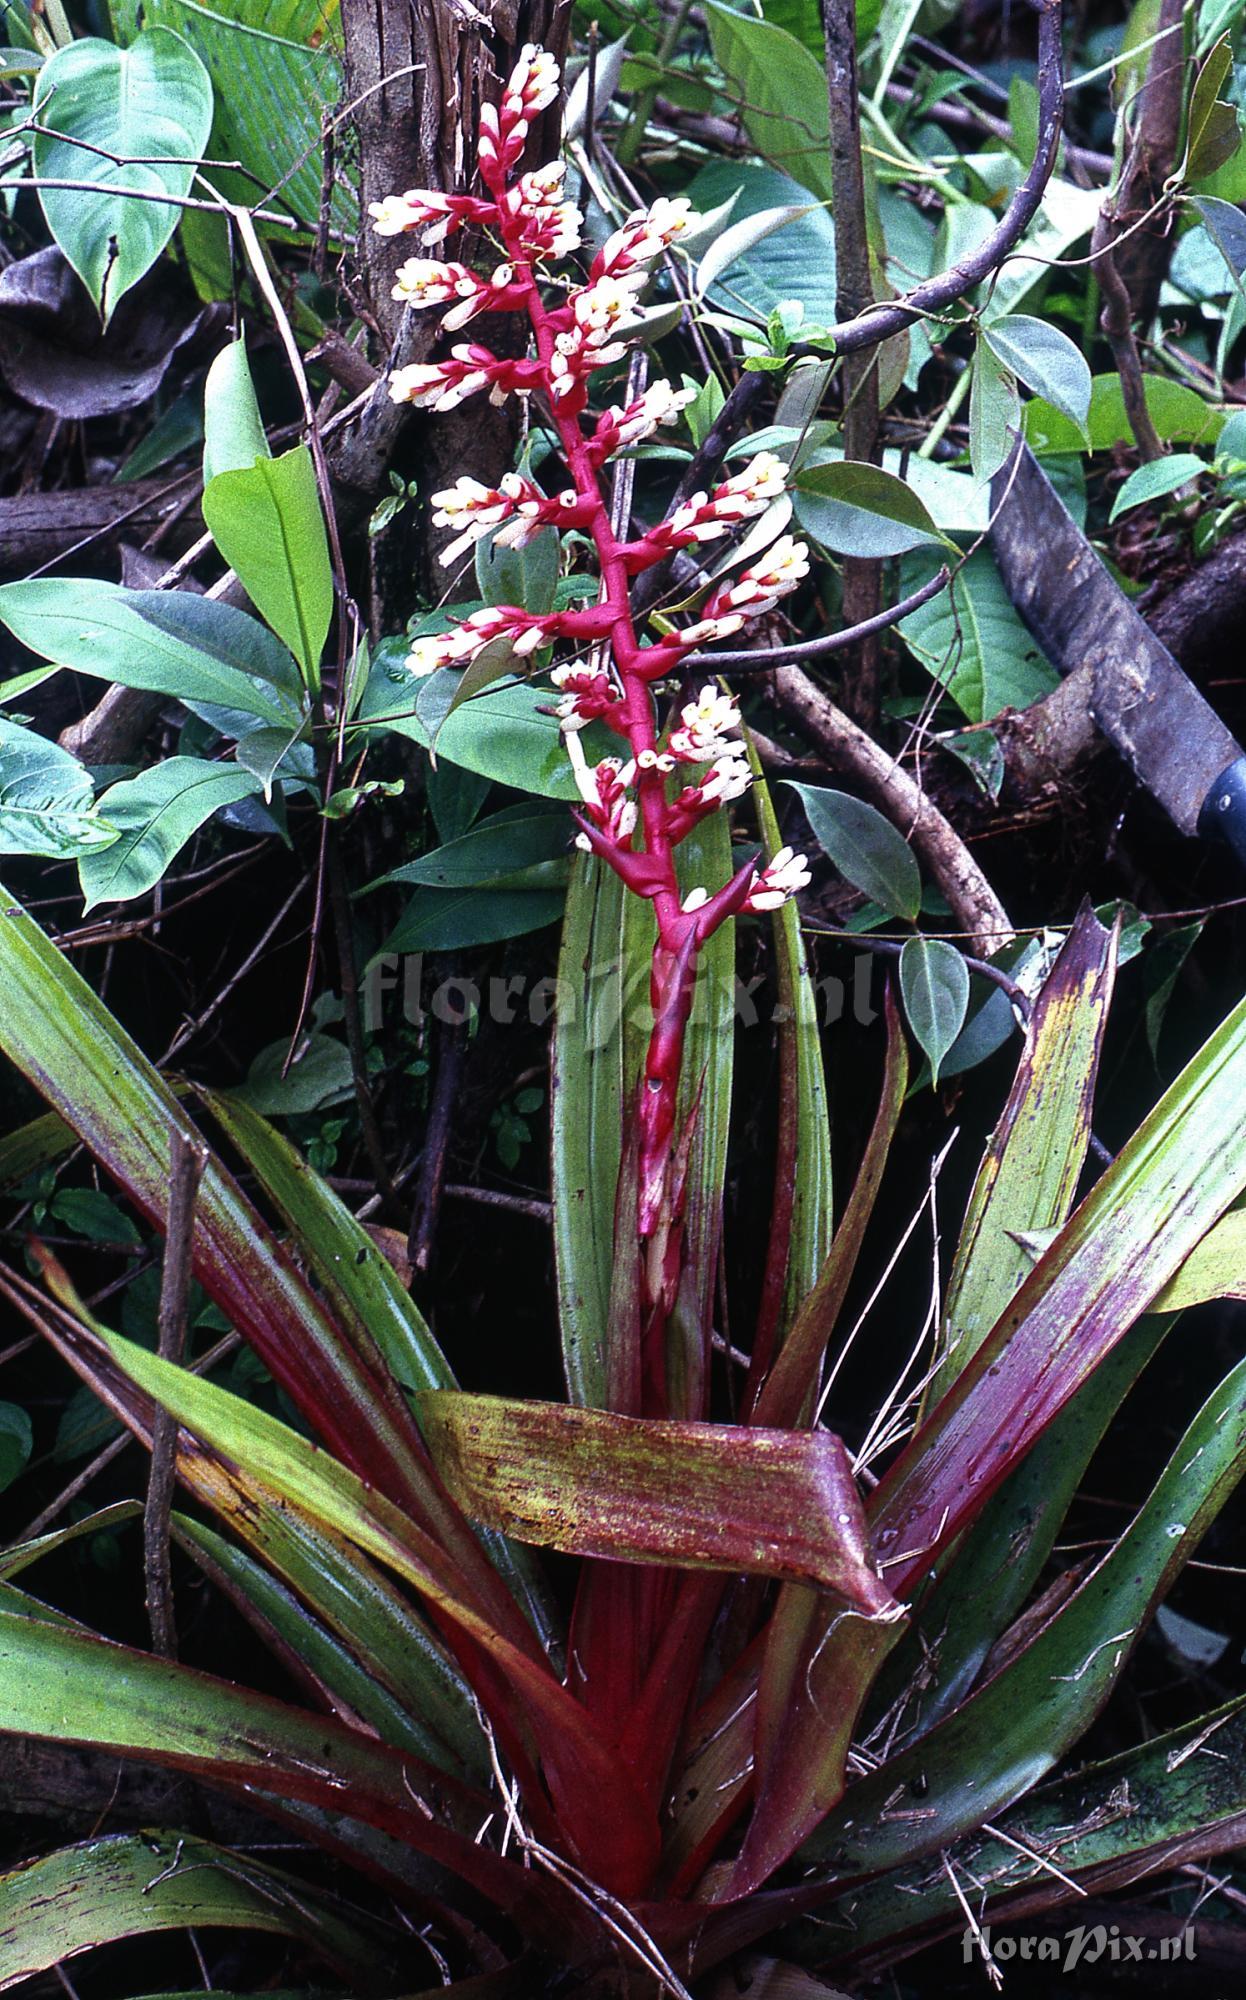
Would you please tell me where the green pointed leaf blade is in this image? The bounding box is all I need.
[0,581,304,727]
[0,720,115,861]
[78,758,262,910]
[982,313,1092,439]
[1109,452,1206,521]
[202,446,333,685]
[899,938,969,1084]
[32,29,213,321]
[934,909,1117,1401]
[787,781,921,919]
[809,1337,1246,1878]
[872,983,1246,1595]
[792,461,945,557]
[203,334,270,484]
[0,1831,396,1990]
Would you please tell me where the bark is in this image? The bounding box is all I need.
[822,0,882,726]
[332,0,573,609]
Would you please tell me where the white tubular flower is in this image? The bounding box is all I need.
[746,845,812,912]
[388,355,489,412]
[572,272,647,343]
[504,43,560,119]
[715,535,810,618]
[391,258,474,307]
[700,752,753,805]
[637,747,676,773]
[518,160,566,206]
[676,612,746,648]
[712,452,788,518]
[599,196,697,273]
[369,193,425,236]
[669,684,742,762]
[618,380,696,447]
[431,476,515,566]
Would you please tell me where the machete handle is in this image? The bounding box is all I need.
[1199,756,1246,870]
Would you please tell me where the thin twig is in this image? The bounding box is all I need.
[682,565,951,671]
[143,1132,207,1659]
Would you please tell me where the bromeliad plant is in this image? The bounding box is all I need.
[7,41,1246,1999]
[377,41,814,1382]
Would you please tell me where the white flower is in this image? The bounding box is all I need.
[369,193,423,236]
[669,684,742,761]
[504,43,560,119]
[747,845,811,911]
[637,747,676,772]
[391,258,474,307]
[431,476,516,565]
[676,613,746,648]
[714,536,810,618]
[573,271,647,339]
[700,752,753,805]
[599,196,697,272]
[682,886,710,913]
[713,451,788,516]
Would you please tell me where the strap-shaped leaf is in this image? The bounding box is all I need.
[823,1693,1246,1968]
[416,1392,896,1613]
[100,1333,662,1898]
[0,1832,396,1992]
[806,1333,1246,1879]
[873,980,1246,1593]
[931,905,1117,1405]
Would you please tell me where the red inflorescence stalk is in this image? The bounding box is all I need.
[375,45,812,1364]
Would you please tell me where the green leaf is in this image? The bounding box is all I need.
[0,720,114,860]
[234,1031,353,1115]
[869,980,1246,1601]
[202,335,270,483]
[475,526,560,613]
[551,855,628,1409]
[0,581,305,729]
[1024,369,1224,453]
[51,1187,141,1245]
[809,1333,1246,1880]
[0,1832,396,1991]
[368,804,568,892]
[935,908,1118,1400]
[792,461,944,557]
[78,758,263,910]
[787,782,921,920]
[0,1603,515,1900]
[704,3,833,203]
[899,937,970,1084]
[897,551,1060,722]
[982,313,1092,439]
[97,1332,663,1894]
[381,885,565,955]
[416,1392,895,1611]
[358,663,601,802]
[1187,35,1240,180]
[32,28,213,322]
[109,0,346,236]
[203,445,333,687]
[0,1403,32,1494]
[968,339,1020,484]
[1109,451,1206,520]
[0,887,470,1555]
[1152,1202,1246,1310]
[689,162,838,328]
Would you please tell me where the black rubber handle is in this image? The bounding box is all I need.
[1199,756,1246,870]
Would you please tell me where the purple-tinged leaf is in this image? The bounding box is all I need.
[418,1392,896,1611]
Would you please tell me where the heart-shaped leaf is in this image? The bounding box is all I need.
[32,29,213,323]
